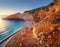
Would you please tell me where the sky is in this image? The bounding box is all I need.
[0,0,53,16]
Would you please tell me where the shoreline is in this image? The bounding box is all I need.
[0,20,33,47]
[0,27,23,47]
[0,27,22,43]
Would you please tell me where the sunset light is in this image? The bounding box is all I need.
[0,0,60,47]
[0,10,17,16]
[0,18,6,32]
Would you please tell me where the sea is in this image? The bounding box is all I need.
[0,18,24,43]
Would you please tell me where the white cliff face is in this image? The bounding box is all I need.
[22,12,33,20]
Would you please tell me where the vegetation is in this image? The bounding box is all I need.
[5,0,60,47]
[53,15,60,23]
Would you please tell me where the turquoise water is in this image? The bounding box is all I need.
[0,19,24,42]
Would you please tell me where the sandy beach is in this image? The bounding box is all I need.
[0,21,33,47]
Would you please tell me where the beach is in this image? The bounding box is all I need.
[0,21,33,47]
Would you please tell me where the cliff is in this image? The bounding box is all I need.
[24,0,60,47]
[32,0,60,47]
[22,12,33,21]
[3,12,33,21]
[24,3,54,23]
[33,13,60,47]
[4,0,60,47]
[25,0,60,23]
[3,13,23,20]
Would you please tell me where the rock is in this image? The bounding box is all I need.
[22,12,33,21]
[3,13,23,20]
[3,12,33,21]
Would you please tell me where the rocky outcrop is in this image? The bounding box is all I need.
[3,13,23,20]
[34,11,60,34]
[3,12,33,21]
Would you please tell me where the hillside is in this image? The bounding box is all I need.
[24,0,60,47]
[33,12,60,47]
[4,0,60,47]
[3,13,23,20]
[24,2,54,23]
[32,0,60,47]
[25,0,60,23]
[3,12,33,21]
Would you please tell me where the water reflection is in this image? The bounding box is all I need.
[0,18,6,32]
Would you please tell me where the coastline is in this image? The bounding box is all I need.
[0,27,22,43]
[0,27,23,47]
[0,20,33,47]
